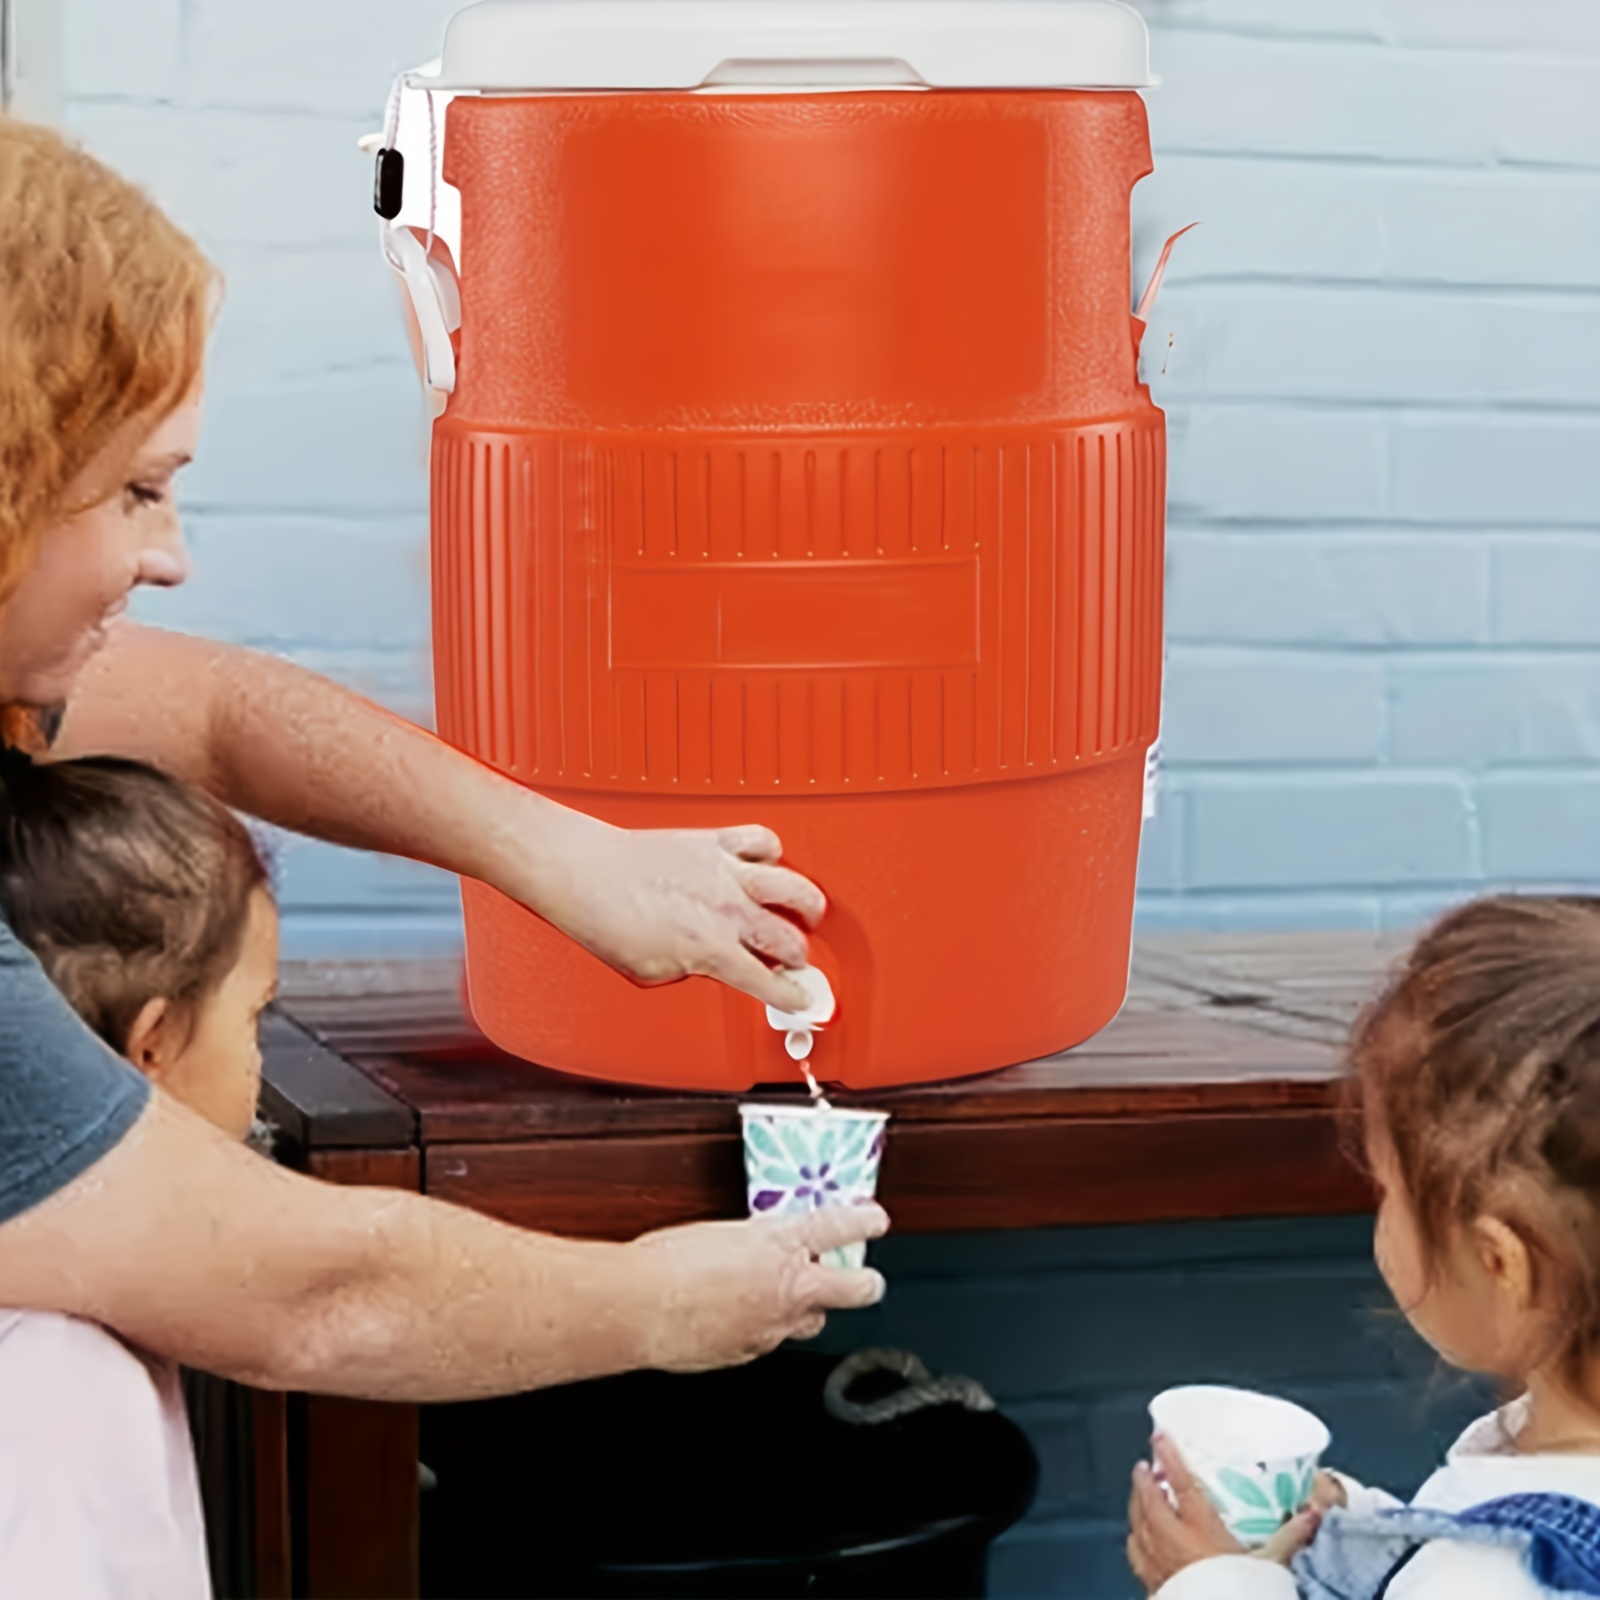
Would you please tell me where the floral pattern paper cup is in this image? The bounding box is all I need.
[1148,1385,1330,1547]
[739,1104,888,1270]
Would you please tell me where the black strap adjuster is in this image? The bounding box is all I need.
[373,147,404,220]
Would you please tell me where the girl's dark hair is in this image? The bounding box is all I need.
[1353,894,1600,1386]
[0,746,269,1051]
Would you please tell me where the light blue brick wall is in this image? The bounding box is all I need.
[51,0,1600,949]
[1134,0,1600,933]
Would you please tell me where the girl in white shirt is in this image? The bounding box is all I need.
[1128,894,1600,1600]
[0,749,278,1598]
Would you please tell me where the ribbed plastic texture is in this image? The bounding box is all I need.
[434,89,1164,1089]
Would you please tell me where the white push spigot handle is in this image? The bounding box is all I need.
[382,221,457,401]
[765,967,836,1062]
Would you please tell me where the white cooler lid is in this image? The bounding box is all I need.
[428,0,1152,91]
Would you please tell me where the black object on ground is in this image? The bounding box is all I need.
[419,1346,1039,1599]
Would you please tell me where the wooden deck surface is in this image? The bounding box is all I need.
[263,933,1400,1238]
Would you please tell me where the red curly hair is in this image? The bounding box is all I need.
[0,117,214,605]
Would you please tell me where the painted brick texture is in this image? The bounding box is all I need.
[55,0,1600,946]
[1133,0,1600,933]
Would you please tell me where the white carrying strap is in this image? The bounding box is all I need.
[1130,229,1191,826]
[381,221,459,403]
[372,65,460,410]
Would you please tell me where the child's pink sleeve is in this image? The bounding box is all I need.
[0,1308,211,1599]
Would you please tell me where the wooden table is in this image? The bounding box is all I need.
[250,932,1399,1599]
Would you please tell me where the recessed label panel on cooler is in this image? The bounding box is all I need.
[608,557,980,670]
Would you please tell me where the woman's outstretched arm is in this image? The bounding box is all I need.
[0,1091,886,1399]
[56,620,820,1010]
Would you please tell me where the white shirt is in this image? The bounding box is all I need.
[1156,1399,1600,1600]
[0,1308,211,1599]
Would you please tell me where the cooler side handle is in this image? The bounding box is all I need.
[1134,221,1198,325]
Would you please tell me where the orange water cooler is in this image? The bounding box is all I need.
[380,0,1165,1091]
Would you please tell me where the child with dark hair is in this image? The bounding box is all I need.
[0,747,277,1598]
[1130,895,1600,1600]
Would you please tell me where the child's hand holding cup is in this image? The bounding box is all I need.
[1129,1387,1330,1592]
[1149,1385,1331,1545]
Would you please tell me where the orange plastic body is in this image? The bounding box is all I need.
[434,89,1164,1090]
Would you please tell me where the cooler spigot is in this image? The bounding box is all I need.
[765,966,836,1065]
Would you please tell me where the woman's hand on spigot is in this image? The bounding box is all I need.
[508,804,824,1013]
[62,627,827,1012]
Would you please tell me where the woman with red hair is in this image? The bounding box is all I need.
[0,117,882,1453]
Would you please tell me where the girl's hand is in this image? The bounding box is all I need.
[1126,1435,1320,1594]
[1128,1435,1244,1592]
[1310,1470,1348,1511]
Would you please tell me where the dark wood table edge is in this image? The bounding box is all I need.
[260,1009,416,1153]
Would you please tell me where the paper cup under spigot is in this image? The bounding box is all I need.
[739,1103,886,1270]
